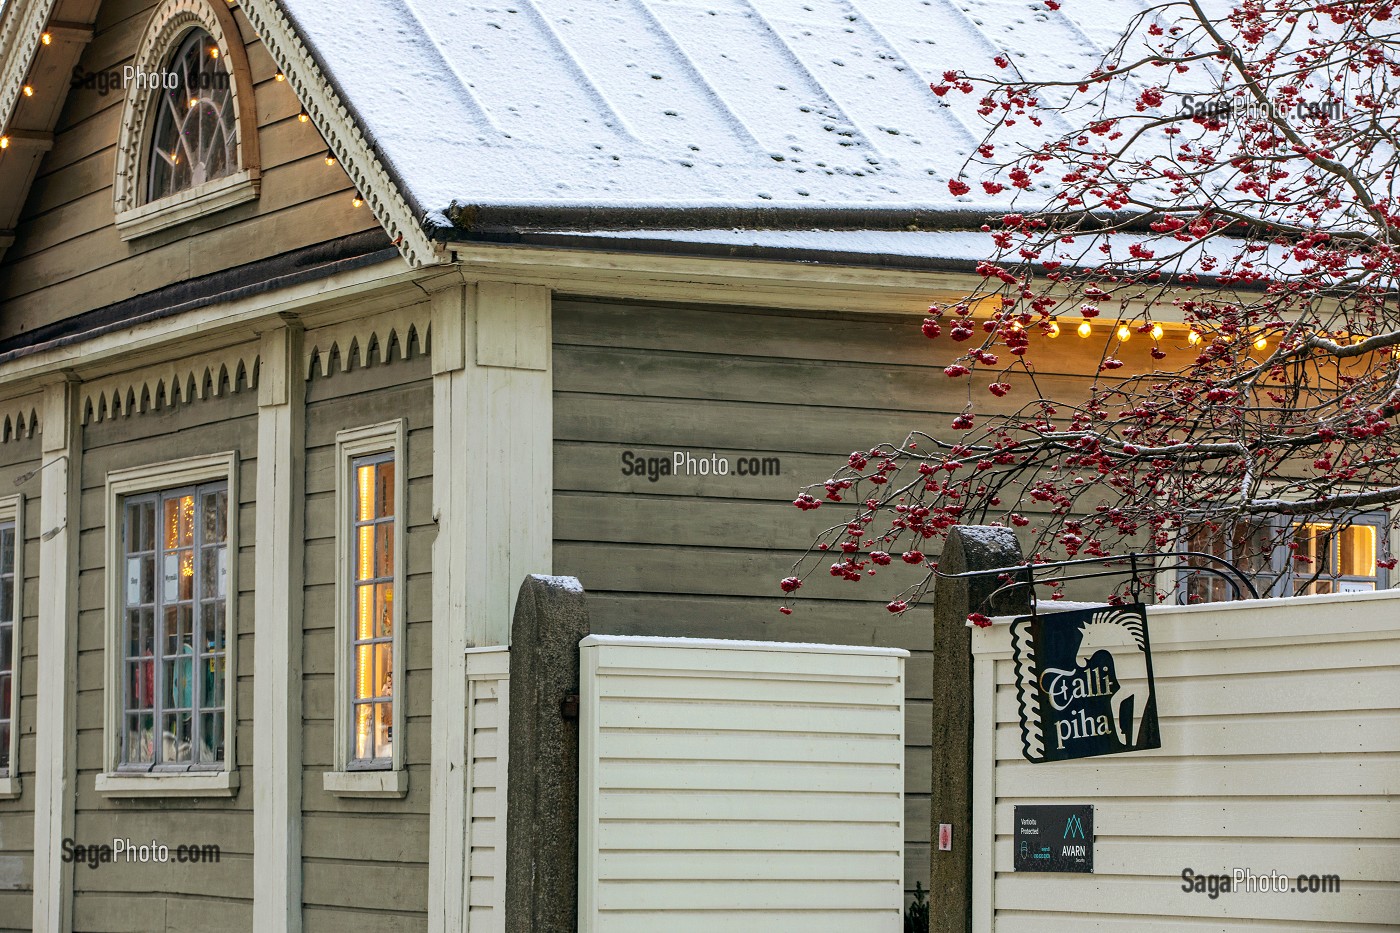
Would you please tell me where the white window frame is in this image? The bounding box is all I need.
[97,452,239,798]
[324,421,407,798]
[0,495,23,799]
[112,0,261,240]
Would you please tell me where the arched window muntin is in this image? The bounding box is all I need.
[144,27,238,204]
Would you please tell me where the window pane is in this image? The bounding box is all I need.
[375,584,393,639]
[356,465,376,522]
[162,712,192,764]
[1339,524,1377,578]
[375,524,394,579]
[201,489,227,546]
[126,715,154,765]
[146,30,238,203]
[0,528,14,576]
[198,712,223,765]
[377,461,395,517]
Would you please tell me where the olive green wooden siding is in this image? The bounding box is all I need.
[0,436,41,932]
[0,0,380,341]
[73,390,258,932]
[550,297,1131,898]
[300,353,434,930]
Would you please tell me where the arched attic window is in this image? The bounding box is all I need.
[113,0,260,239]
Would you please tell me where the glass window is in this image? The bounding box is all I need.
[0,521,15,776]
[145,29,237,203]
[349,455,395,768]
[1183,513,1387,602]
[121,484,228,769]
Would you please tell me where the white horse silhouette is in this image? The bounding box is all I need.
[1075,608,1151,747]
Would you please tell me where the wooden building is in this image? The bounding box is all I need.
[0,0,1369,931]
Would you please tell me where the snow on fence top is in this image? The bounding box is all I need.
[280,0,1148,220]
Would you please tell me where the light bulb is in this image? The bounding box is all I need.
[275,73,286,82]
[1047,318,1060,338]
[1077,321,1092,338]
[298,112,310,123]
[324,154,337,166]
[1187,330,1202,345]
[0,137,8,150]
[209,47,220,59]
[41,33,52,45]
[22,86,33,98]
[352,195,364,208]
[1150,323,1164,340]
[188,98,199,108]
[1253,335,1267,351]
[1116,324,1131,342]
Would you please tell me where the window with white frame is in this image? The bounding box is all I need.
[334,423,405,776]
[0,496,22,784]
[1181,512,1389,602]
[104,453,237,784]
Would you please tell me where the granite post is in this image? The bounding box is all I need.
[929,526,1028,932]
[505,574,591,933]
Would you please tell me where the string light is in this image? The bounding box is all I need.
[1150,323,1164,341]
[324,154,336,166]
[297,112,310,123]
[1077,320,1093,338]
[188,97,199,108]
[1046,318,1061,338]
[209,46,220,59]
[21,86,33,98]
[1253,334,1268,351]
[1187,330,1202,346]
[1116,323,1131,342]
[274,73,286,82]
[0,137,8,150]
[41,32,52,45]
[352,194,364,208]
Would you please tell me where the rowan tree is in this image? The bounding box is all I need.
[782,0,1400,618]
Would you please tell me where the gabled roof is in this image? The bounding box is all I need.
[279,0,1145,235]
[0,0,1146,273]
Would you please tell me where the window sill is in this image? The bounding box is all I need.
[114,169,260,241]
[95,770,239,798]
[322,769,408,798]
[0,777,20,800]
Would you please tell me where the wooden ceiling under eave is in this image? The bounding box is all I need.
[0,0,99,262]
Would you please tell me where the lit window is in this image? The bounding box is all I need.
[145,29,237,203]
[1182,513,1388,602]
[350,454,395,767]
[0,500,21,781]
[120,484,228,769]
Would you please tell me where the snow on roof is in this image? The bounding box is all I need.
[279,0,1148,222]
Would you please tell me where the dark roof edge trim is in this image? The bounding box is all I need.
[0,230,398,364]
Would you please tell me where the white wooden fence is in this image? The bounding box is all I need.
[463,647,510,933]
[577,634,909,933]
[971,590,1400,931]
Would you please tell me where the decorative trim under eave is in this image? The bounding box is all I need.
[239,1,444,269]
[305,306,431,379]
[0,0,58,134]
[0,393,40,443]
[80,344,261,424]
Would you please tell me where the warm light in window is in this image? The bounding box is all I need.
[1116,324,1131,342]
[1150,323,1164,340]
[1077,320,1092,338]
[209,46,220,59]
[188,98,199,108]
[1046,318,1060,338]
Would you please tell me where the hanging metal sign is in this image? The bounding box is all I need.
[1010,604,1161,762]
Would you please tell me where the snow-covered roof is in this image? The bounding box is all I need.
[279,0,1148,227]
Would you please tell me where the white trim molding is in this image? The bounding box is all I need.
[252,321,305,933]
[80,342,259,425]
[0,0,58,134]
[305,306,431,379]
[237,0,444,268]
[323,419,407,798]
[428,280,553,932]
[113,0,261,237]
[99,451,241,793]
[0,493,24,800]
[31,378,79,933]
